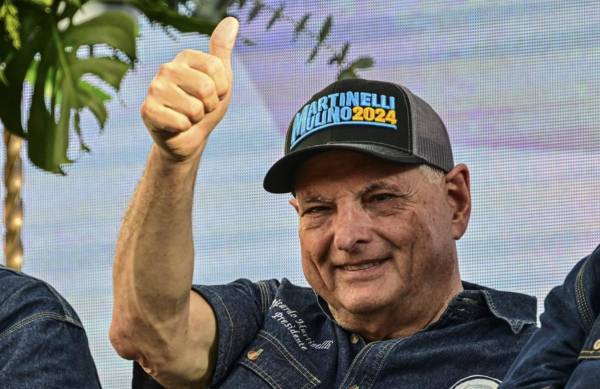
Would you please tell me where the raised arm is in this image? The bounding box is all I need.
[109,17,239,388]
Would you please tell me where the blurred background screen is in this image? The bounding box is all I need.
[2,1,599,387]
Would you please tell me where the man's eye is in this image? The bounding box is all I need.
[370,193,396,202]
[303,206,329,215]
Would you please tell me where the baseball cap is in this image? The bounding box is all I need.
[263,78,454,193]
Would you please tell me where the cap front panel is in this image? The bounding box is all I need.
[286,84,412,153]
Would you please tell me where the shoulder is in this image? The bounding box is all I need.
[463,281,537,334]
[554,244,600,329]
[0,266,83,333]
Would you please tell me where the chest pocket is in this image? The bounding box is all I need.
[233,330,321,389]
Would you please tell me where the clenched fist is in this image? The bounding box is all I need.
[141,17,239,162]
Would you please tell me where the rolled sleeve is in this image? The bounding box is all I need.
[192,278,280,386]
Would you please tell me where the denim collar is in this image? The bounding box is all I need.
[314,280,537,335]
[464,281,537,334]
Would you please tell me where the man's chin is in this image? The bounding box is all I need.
[337,291,391,316]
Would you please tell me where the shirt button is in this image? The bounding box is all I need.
[246,349,263,361]
[350,334,360,344]
[594,340,600,350]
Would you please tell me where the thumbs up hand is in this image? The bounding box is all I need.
[141,17,239,162]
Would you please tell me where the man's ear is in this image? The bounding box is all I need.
[289,198,300,215]
[444,164,471,240]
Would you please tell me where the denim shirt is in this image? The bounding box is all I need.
[192,279,536,389]
[0,265,101,388]
[502,244,600,389]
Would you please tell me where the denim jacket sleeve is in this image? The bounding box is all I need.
[501,244,600,389]
[193,278,281,386]
[0,266,101,388]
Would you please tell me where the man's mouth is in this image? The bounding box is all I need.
[340,258,389,272]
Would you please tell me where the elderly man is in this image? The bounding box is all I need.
[110,18,536,388]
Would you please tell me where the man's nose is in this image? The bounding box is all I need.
[332,206,372,253]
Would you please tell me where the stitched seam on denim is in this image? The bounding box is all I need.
[301,381,316,389]
[42,283,72,318]
[575,256,594,332]
[339,341,377,388]
[240,359,282,389]
[481,290,531,333]
[1,268,76,323]
[258,330,321,385]
[257,281,269,314]
[363,341,397,388]
[209,291,235,380]
[0,312,82,340]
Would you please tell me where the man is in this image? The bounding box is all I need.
[0,264,101,387]
[501,244,600,388]
[110,17,536,388]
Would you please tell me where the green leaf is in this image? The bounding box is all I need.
[350,56,374,69]
[30,0,53,6]
[101,0,216,35]
[336,57,373,80]
[317,15,332,43]
[0,3,44,137]
[266,3,283,31]
[337,68,357,80]
[3,5,137,173]
[293,13,309,40]
[76,80,109,128]
[0,68,6,85]
[307,44,319,63]
[63,11,137,62]
[79,79,111,102]
[247,0,264,23]
[73,109,91,152]
[27,39,70,173]
[69,57,130,90]
[241,37,255,46]
[307,16,331,63]
[0,0,21,49]
[329,42,349,65]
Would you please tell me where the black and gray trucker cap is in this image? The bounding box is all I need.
[263,78,454,193]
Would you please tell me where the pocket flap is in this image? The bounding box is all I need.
[238,330,321,389]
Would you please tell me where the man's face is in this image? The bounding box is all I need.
[290,151,470,333]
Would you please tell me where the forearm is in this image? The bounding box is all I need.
[112,145,202,355]
[110,18,238,384]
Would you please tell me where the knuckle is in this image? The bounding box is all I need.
[148,80,165,96]
[189,100,205,120]
[175,116,191,131]
[197,81,215,99]
[204,56,223,74]
[140,100,154,118]
[215,81,228,96]
[175,49,199,63]
[175,49,191,60]
[158,63,174,77]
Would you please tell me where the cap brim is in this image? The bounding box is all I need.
[263,143,426,193]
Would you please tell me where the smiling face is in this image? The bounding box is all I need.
[291,150,471,339]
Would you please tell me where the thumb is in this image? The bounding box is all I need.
[209,17,239,72]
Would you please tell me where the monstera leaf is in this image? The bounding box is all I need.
[102,0,216,34]
[0,2,136,173]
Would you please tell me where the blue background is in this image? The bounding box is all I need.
[2,1,599,387]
